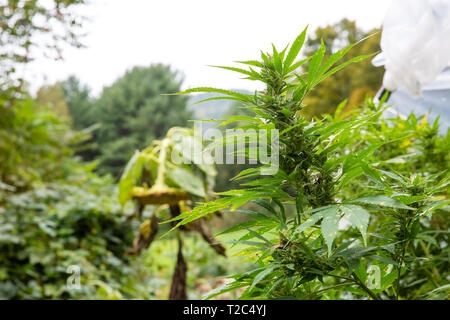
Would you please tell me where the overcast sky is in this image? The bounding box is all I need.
[27,0,393,96]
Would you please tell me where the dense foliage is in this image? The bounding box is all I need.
[169,27,449,300]
[0,95,153,299]
[0,177,150,299]
[0,98,79,190]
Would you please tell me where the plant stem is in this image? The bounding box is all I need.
[351,273,381,300]
[395,216,410,300]
[419,240,441,287]
[315,282,354,294]
[154,138,170,187]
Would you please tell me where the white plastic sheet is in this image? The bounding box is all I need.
[380,0,450,95]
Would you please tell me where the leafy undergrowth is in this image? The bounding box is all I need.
[0,176,150,299]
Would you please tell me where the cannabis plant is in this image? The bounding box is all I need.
[167,27,449,300]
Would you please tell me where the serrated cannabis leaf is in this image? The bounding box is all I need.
[349,196,414,210]
[340,205,370,245]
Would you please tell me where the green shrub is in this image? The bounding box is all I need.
[0,176,155,299]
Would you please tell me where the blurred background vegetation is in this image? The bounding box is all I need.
[3,0,442,300]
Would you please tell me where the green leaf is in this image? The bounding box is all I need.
[187,96,239,108]
[284,26,308,71]
[341,205,370,245]
[231,167,263,181]
[307,39,326,85]
[315,34,374,81]
[336,246,377,258]
[296,209,324,234]
[420,199,450,216]
[220,115,263,124]
[369,255,400,267]
[320,206,341,255]
[225,240,267,249]
[357,142,387,160]
[295,189,304,215]
[313,53,376,86]
[339,167,363,187]
[286,56,312,73]
[273,199,286,223]
[167,167,206,197]
[249,267,275,291]
[217,219,273,236]
[172,87,253,103]
[209,65,260,79]
[252,199,278,217]
[426,284,450,295]
[234,60,263,68]
[164,197,232,226]
[333,99,347,120]
[245,229,273,246]
[203,280,248,300]
[234,209,276,221]
[272,44,283,73]
[349,196,414,210]
[297,205,336,233]
[357,159,390,189]
[118,151,145,206]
